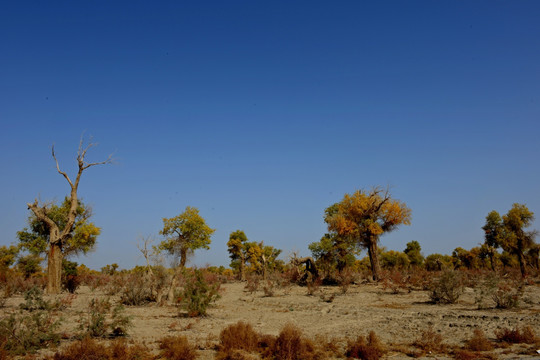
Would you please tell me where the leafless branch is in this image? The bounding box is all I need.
[52,145,74,188]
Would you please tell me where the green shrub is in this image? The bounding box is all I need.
[428,270,463,304]
[78,298,132,337]
[0,310,61,355]
[177,269,220,317]
[62,259,81,294]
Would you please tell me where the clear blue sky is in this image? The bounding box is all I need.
[1,1,539,270]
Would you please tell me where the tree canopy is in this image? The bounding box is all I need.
[158,206,215,268]
[325,187,411,281]
[483,203,538,277]
[18,197,100,257]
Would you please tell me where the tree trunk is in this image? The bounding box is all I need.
[239,254,246,281]
[367,240,382,282]
[47,242,63,294]
[517,251,527,278]
[180,247,187,268]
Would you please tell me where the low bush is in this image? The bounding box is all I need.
[428,270,463,304]
[454,349,497,360]
[217,321,259,358]
[492,279,524,309]
[412,326,445,354]
[465,329,493,351]
[78,298,132,337]
[270,323,319,360]
[0,309,61,355]
[495,326,536,344]
[44,337,153,360]
[345,331,385,360]
[159,335,198,360]
[119,274,153,306]
[177,268,221,317]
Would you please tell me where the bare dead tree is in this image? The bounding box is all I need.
[137,235,156,276]
[27,137,112,294]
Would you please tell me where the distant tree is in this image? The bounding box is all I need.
[325,187,411,281]
[380,250,410,270]
[21,138,111,293]
[404,240,424,267]
[158,206,215,268]
[0,245,19,269]
[227,230,249,280]
[452,247,475,269]
[482,204,538,277]
[16,254,43,278]
[309,232,359,279]
[424,253,453,271]
[244,241,282,279]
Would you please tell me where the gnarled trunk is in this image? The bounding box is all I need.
[47,242,63,294]
[367,240,382,282]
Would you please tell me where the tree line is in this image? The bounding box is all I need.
[2,138,538,293]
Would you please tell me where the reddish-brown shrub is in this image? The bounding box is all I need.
[465,329,493,351]
[45,337,152,360]
[271,323,319,360]
[219,321,259,353]
[454,349,497,360]
[495,326,536,344]
[412,327,445,353]
[346,331,385,360]
[159,335,197,360]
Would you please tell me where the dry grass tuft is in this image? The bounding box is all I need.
[158,335,198,360]
[44,337,153,360]
[454,349,498,360]
[270,323,320,360]
[495,325,536,344]
[465,329,493,351]
[412,326,445,353]
[345,331,385,360]
[218,321,259,356]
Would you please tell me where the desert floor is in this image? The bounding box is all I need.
[3,281,540,359]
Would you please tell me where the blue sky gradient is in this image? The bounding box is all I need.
[1,1,539,270]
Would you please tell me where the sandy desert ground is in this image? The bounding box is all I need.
[2,280,540,359]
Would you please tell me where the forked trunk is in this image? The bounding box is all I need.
[367,240,382,282]
[47,242,63,294]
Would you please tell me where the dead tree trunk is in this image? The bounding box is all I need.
[293,256,319,283]
[27,138,111,294]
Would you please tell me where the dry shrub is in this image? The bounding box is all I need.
[495,326,536,344]
[159,336,197,360]
[45,337,152,360]
[465,329,493,351]
[244,275,260,294]
[270,323,320,360]
[218,321,259,354]
[381,270,409,294]
[305,276,321,296]
[454,349,497,360]
[493,280,524,309]
[412,326,445,353]
[428,270,463,304]
[337,268,355,294]
[345,331,385,360]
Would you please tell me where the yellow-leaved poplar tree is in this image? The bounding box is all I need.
[325,187,411,281]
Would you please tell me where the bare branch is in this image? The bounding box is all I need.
[51,145,74,188]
